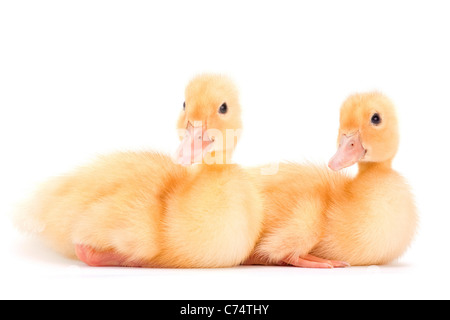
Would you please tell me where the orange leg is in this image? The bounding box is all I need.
[75,244,146,267]
[283,254,350,269]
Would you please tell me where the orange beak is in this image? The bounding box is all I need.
[175,121,214,166]
[328,132,366,171]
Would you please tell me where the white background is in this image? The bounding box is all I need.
[1,0,449,300]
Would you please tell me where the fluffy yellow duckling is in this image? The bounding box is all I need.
[16,74,263,268]
[247,92,418,267]
[158,74,263,267]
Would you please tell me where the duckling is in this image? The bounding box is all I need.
[16,74,263,268]
[313,92,418,265]
[156,74,263,267]
[247,92,418,267]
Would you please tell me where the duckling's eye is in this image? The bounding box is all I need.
[218,102,228,114]
[371,113,381,126]
[183,102,186,111]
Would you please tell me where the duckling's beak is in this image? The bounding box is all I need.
[175,121,215,166]
[328,132,366,171]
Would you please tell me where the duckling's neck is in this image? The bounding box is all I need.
[203,150,234,166]
[195,163,233,174]
[193,160,237,178]
[357,160,393,176]
[187,150,235,174]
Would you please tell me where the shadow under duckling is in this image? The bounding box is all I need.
[246,92,418,267]
[15,74,263,268]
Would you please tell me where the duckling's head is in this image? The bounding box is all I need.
[328,92,399,171]
[175,74,242,166]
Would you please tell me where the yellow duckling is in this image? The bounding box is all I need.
[16,74,263,268]
[247,92,418,267]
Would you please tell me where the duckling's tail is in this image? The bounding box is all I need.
[13,181,51,236]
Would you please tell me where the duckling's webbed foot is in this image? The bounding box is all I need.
[283,254,350,269]
[75,244,145,268]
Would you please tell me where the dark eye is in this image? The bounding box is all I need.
[219,102,228,114]
[371,113,381,125]
[183,102,186,110]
